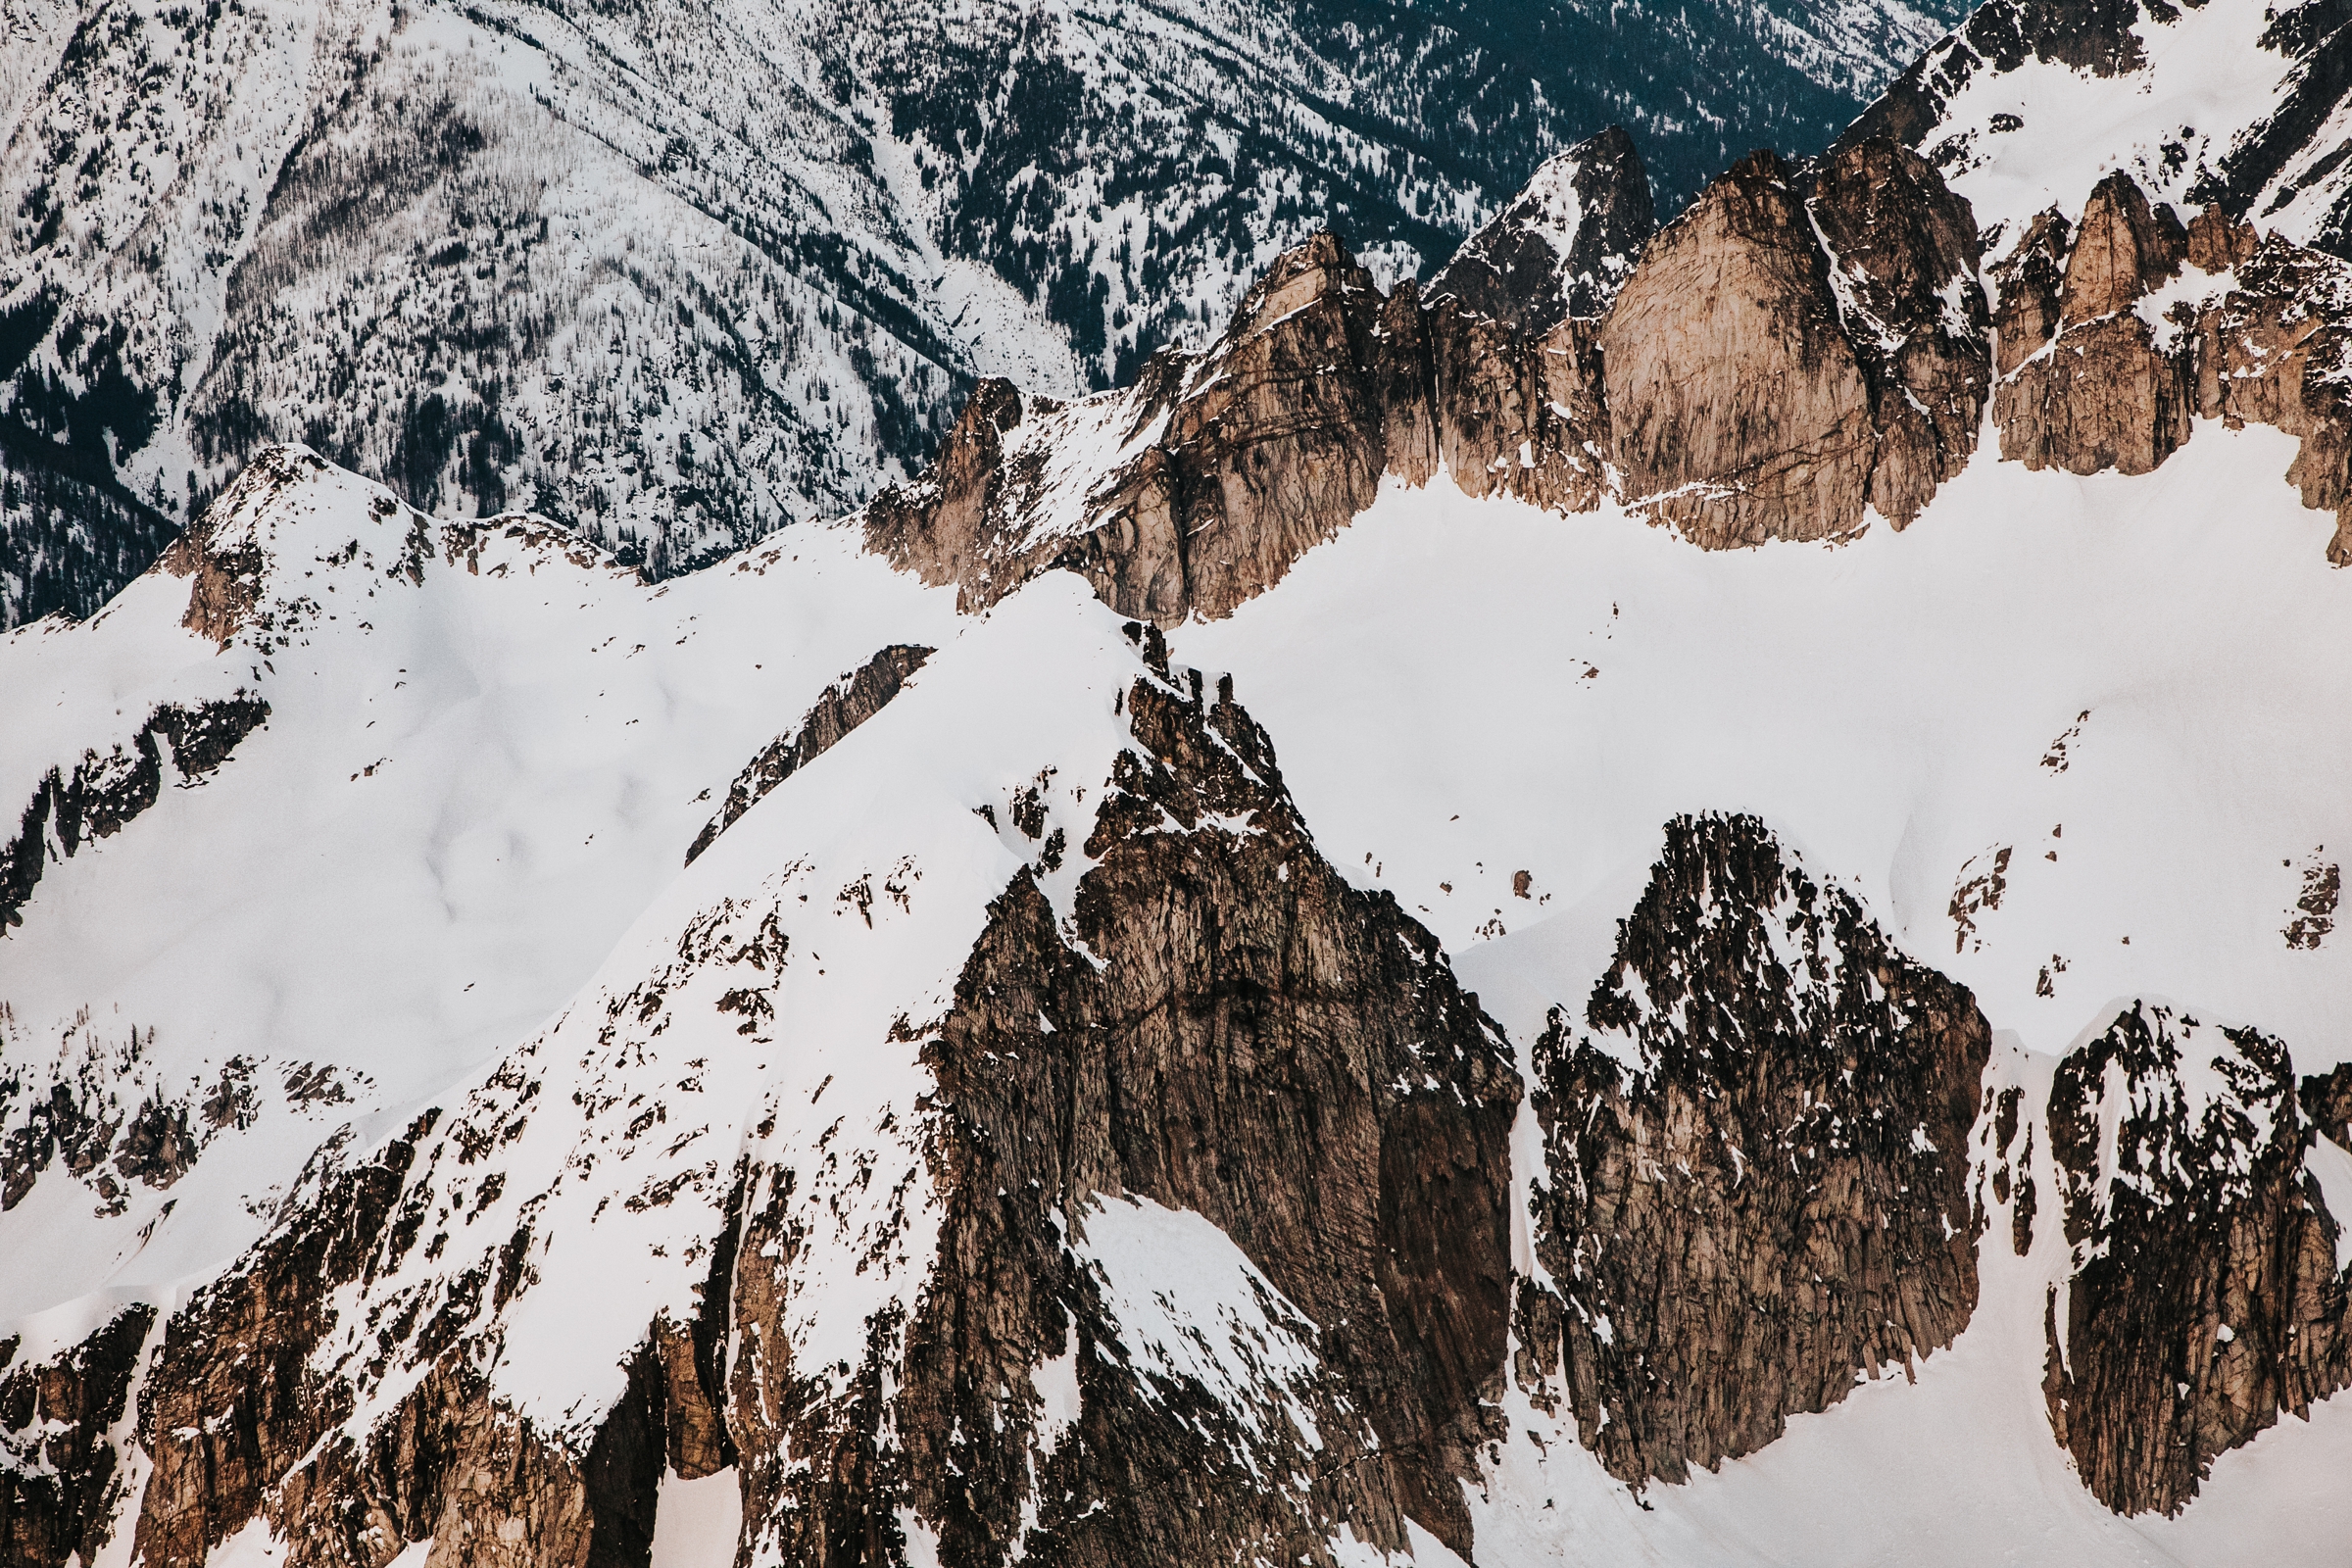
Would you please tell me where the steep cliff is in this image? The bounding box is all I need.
[1515,814,1990,1485]
[2042,1003,2352,1515]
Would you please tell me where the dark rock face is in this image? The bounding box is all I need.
[2041,1003,2352,1516]
[2184,230,2352,565]
[1517,813,1990,1485]
[0,1306,157,1568]
[730,631,1521,1563]
[53,630,1520,1567]
[870,139,1993,620]
[128,1117,434,1568]
[867,236,1432,624]
[1978,171,2352,563]
[1,697,270,932]
[1427,126,1658,332]
[911,639,1518,1560]
[686,645,934,864]
[1988,210,2073,376]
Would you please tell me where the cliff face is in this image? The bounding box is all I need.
[893,635,1520,1562]
[0,1305,155,1568]
[1986,172,2352,562]
[1601,151,1880,546]
[2042,1004,2352,1516]
[1515,815,1990,1485]
[866,130,2011,615]
[1994,172,2194,477]
[864,117,2352,634]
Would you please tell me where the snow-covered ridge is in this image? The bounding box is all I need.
[1849,0,2352,258]
[0,0,1975,635]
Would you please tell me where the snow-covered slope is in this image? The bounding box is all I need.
[0,0,1972,630]
[6,400,2352,1564]
[1848,0,2352,255]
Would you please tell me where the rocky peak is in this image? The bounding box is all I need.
[1426,126,1658,333]
[1806,134,1993,523]
[1516,813,1989,1485]
[2056,172,2188,325]
[2040,1003,2351,1515]
[1989,209,2074,374]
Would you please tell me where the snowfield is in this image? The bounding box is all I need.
[4,412,2351,1562]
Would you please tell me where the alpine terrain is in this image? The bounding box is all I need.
[6,0,2352,1564]
[0,0,1974,629]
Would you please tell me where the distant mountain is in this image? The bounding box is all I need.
[0,0,1966,629]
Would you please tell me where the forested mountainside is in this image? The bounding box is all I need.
[0,0,1969,630]
[8,0,2352,1563]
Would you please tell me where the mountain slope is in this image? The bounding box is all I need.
[0,0,1968,630]
[11,34,2352,1568]
[1844,0,2352,255]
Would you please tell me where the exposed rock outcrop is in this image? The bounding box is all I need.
[1,696,270,931]
[2041,1003,2351,1515]
[866,237,1430,625]
[1994,172,2192,476]
[0,1306,156,1568]
[686,645,934,864]
[1427,125,1657,332]
[45,626,1522,1568]
[892,634,1520,1560]
[1808,136,1993,523]
[1600,150,1880,545]
[1983,171,2352,562]
[1517,813,1990,1485]
[868,136,1998,618]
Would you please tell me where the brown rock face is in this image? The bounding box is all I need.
[0,1306,156,1568]
[1603,150,1879,546]
[865,141,2004,619]
[1988,209,2072,376]
[1427,304,1612,514]
[66,628,1519,1568]
[865,238,1425,625]
[2041,1003,2351,1515]
[1995,173,2192,476]
[734,631,1521,1564]
[1518,813,1990,1485]
[2184,232,2352,564]
[1807,136,1993,525]
[685,645,933,864]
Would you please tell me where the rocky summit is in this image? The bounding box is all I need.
[5,0,2352,1565]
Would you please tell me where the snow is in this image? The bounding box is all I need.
[1070,1193,1332,1474]
[1913,0,2318,247]
[0,455,960,1324]
[1175,424,2352,1068]
[650,1470,742,1568]
[10,356,2352,1558]
[2306,1133,2352,1276]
